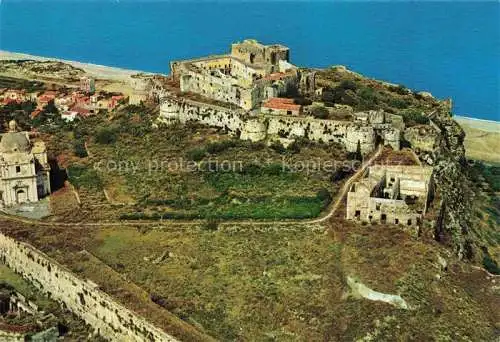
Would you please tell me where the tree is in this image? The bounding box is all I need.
[347,141,363,161]
[95,127,118,144]
[339,80,357,91]
[311,106,330,119]
[73,139,88,158]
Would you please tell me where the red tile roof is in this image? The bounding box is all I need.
[31,109,42,119]
[3,98,22,105]
[262,97,301,111]
[38,94,55,102]
[70,105,91,116]
[263,72,287,81]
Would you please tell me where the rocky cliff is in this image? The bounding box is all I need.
[426,101,476,259]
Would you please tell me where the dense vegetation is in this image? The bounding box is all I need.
[316,67,440,115]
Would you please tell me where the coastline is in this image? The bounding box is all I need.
[454,115,500,133]
[0,50,162,82]
[1,50,498,134]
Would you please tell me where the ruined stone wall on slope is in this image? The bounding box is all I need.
[159,96,395,154]
[0,233,179,342]
[159,96,246,133]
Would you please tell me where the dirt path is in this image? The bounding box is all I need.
[0,146,383,229]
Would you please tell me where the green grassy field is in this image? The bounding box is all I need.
[73,110,346,220]
[83,221,498,341]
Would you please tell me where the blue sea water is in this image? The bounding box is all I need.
[0,0,499,121]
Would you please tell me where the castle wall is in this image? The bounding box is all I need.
[159,96,246,133]
[159,97,383,154]
[0,233,180,342]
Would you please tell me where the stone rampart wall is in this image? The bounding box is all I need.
[159,96,397,154]
[0,233,179,342]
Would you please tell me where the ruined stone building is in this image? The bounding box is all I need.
[170,39,305,110]
[156,40,402,155]
[346,165,433,226]
[0,121,50,207]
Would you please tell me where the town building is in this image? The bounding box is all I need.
[346,165,433,227]
[2,89,26,103]
[0,121,51,207]
[261,97,302,116]
[36,92,56,110]
[80,76,95,94]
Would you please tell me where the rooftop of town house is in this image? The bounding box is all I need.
[2,98,22,105]
[70,105,91,116]
[4,89,26,94]
[262,97,301,111]
[262,72,288,81]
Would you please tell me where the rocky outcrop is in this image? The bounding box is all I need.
[427,102,474,259]
[347,276,409,309]
[403,125,442,155]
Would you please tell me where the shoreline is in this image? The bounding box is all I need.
[1,50,499,128]
[454,116,500,133]
[0,50,164,82]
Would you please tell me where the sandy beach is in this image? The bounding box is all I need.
[455,116,500,133]
[0,50,161,82]
[454,116,500,163]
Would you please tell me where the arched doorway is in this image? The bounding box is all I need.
[16,189,27,204]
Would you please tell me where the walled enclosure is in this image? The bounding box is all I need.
[346,165,433,226]
[159,95,400,154]
[0,233,184,342]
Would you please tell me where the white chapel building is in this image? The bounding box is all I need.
[0,120,51,207]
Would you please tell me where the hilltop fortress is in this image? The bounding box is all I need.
[150,39,402,154]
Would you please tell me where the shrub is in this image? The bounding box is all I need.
[311,106,330,119]
[294,97,313,106]
[287,140,301,154]
[186,147,206,161]
[270,141,286,154]
[202,218,220,231]
[316,188,332,204]
[390,84,410,95]
[483,252,500,275]
[339,80,358,91]
[67,165,102,190]
[73,138,88,158]
[402,110,429,126]
[206,140,238,154]
[321,88,336,104]
[95,127,118,144]
[390,98,409,109]
[358,87,378,108]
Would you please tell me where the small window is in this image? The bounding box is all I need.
[287,110,292,115]
[16,166,21,173]
[395,218,399,224]
[381,214,387,222]
[407,219,412,226]
[355,210,361,218]
[376,203,381,210]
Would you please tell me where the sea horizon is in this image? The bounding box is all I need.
[1,1,498,121]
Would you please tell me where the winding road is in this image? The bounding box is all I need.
[0,146,383,229]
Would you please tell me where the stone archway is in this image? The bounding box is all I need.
[16,188,28,204]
